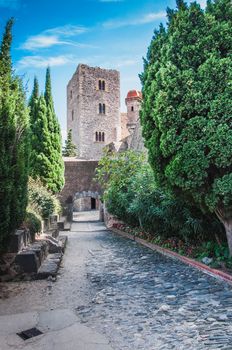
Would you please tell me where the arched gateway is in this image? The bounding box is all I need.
[73,191,101,211]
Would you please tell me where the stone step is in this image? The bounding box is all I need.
[37,253,63,279]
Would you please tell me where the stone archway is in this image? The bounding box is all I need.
[73,191,101,212]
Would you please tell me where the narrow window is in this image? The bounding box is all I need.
[99,132,102,142]
[98,80,102,90]
[102,132,105,142]
[95,132,98,142]
[99,103,102,114]
[103,104,106,114]
[72,110,74,121]
[70,90,73,99]
[131,106,134,112]
[102,81,105,91]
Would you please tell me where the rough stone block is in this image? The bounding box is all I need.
[8,230,25,253]
[43,235,62,254]
[37,253,62,279]
[14,251,39,273]
[57,220,65,231]
[50,214,59,225]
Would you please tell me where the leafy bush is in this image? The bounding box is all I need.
[97,150,225,244]
[28,177,61,220]
[24,210,42,241]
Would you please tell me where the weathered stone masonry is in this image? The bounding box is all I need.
[59,159,101,206]
[67,64,121,160]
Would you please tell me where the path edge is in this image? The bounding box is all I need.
[110,227,232,286]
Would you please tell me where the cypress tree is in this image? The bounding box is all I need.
[63,129,77,157]
[44,67,64,193]
[30,94,53,182]
[44,68,64,193]
[0,19,29,248]
[29,69,64,193]
[29,76,39,124]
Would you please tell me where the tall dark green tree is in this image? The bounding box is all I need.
[63,129,77,157]
[44,67,64,193]
[28,76,39,125]
[140,0,232,253]
[30,94,53,181]
[29,69,64,193]
[0,19,30,248]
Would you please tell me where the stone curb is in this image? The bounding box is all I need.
[110,227,232,286]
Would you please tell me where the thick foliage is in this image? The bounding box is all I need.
[29,69,64,193]
[24,210,42,241]
[28,177,61,220]
[96,151,224,243]
[140,0,232,251]
[0,19,30,249]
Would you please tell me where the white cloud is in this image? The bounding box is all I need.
[0,0,20,9]
[21,35,62,50]
[44,25,87,37]
[103,11,166,28]
[20,25,88,51]
[17,55,76,69]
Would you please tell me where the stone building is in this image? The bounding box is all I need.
[67,64,121,160]
[121,90,142,139]
[67,64,144,160]
[64,64,144,212]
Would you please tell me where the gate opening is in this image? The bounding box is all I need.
[91,197,96,210]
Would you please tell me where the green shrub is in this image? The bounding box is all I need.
[24,210,42,241]
[28,177,61,220]
[97,150,225,244]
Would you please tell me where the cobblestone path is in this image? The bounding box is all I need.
[1,211,232,350]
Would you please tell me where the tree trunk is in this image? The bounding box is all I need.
[215,209,232,257]
[223,220,232,257]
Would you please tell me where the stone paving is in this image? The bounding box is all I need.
[0,211,232,349]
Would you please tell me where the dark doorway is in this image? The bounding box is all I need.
[91,197,96,210]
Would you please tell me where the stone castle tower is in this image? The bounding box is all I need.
[67,64,121,160]
[121,90,142,139]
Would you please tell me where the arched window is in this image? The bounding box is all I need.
[72,110,74,121]
[99,103,102,114]
[70,90,73,99]
[131,106,134,112]
[103,104,106,114]
[98,80,106,91]
[102,132,105,142]
[95,132,98,142]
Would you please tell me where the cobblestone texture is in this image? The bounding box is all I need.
[0,212,232,350]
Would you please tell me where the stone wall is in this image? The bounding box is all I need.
[129,119,147,153]
[67,64,121,160]
[59,158,101,206]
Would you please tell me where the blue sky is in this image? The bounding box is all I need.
[0,0,206,141]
